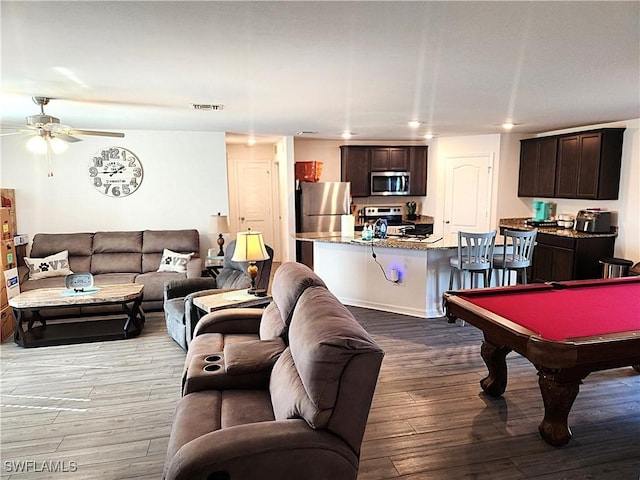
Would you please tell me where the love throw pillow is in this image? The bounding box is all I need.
[24,250,73,280]
[157,248,194,273]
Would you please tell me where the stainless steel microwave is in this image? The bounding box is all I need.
[370,171,410,196]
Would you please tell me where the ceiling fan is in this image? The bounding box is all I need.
[2,96,125,176]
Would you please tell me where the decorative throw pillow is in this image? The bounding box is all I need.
[24,250,73,280]
[157,248,194,273]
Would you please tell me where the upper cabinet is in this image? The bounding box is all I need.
[518,128,625,200]
[518,137,558,197]
[370,147,409,171]
[408,146,428,196]
[341,145,428,197]
[340,146,371,197]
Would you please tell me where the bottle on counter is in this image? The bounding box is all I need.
[378,219,387,239]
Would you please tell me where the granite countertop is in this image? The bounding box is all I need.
[295,232,450,251]
[499,218,617,239]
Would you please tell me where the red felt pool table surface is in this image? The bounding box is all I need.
[458,277,640,341]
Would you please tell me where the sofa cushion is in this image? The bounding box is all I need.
[24,250,73,280]
[271,262,327,329]
[224,338,285,375]
[221,390,275,428]
[142,229,199,273]
[30,233,93,257]
[259,302,285,340]
[91,253,142,274]
[270,286,381,430]
[93,231,142,253]
[157,249,194,273]
[270,347,329,428]
[29,233,93,273]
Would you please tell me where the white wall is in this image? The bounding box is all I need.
[0,130,228,259]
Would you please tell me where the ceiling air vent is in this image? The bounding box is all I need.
[296,131,318,135]
[191,104,224,111]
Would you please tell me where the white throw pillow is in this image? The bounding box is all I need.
[157,248,194,273]
[24,250,73,280]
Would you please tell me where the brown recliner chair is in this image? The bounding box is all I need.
[163,272,384,480]
[163,239,273,350]
[182,261,328,394]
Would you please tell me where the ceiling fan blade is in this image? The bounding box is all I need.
[67,129,125,138]
[0,131,28,137]
[54,133,82,143]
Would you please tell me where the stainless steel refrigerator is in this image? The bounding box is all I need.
[296,181,351,267]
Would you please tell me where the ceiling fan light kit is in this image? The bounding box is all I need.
[11,96,126,176]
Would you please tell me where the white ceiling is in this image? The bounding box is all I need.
[1,1,639,143]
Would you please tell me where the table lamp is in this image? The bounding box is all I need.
[209,213,230,257]
[231,228,270,294]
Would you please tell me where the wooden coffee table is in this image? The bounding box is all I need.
[193,289,272,315]
[9,284,145,347]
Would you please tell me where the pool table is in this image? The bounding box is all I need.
[443,276,640,446]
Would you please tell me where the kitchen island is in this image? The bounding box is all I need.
[298,217,618,318]
[296,233,457,318]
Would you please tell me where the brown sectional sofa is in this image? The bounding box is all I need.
[17,229,201,311]
[163,262,384,480]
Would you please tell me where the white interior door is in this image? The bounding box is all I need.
[233,159,279,261]
[443,155,493,245]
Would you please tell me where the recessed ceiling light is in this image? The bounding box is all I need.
[247,137,257,146]
[501,122,515,130]
[424,133,434,140]
[408,121,423,128]
[341,131,354,139]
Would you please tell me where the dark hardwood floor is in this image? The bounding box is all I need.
[1,306,638,479]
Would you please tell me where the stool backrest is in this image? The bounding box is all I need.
[457,230,497,270]
[502,229,537,268]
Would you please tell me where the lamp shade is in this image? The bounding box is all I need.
[209,213,229,234]
[232,229,270,262]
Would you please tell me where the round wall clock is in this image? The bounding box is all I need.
[89,146,143,197]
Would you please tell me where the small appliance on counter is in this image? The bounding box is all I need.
[574,209,612,233]
[532,201,549,222]
[556,214,575,229]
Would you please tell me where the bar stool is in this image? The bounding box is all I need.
[493,229,537,286]
[449,230,497,290]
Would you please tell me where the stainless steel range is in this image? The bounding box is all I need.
[363,206,434,237]
[363,206,406,225]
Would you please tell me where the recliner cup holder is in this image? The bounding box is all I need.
[205,355,222,362]
[203,364,222,372]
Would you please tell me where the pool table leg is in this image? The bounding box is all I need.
[479,340,511,397]
[537,370,583,446]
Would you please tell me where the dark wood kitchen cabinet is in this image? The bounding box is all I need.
[531,233,615,282]
[340,146,370,197]
[408,146,428,196]
[555,128,625,199]
[518,128,624,199]
[341,145,428,197]
[370,147,409,171]
[517,137,558,197]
